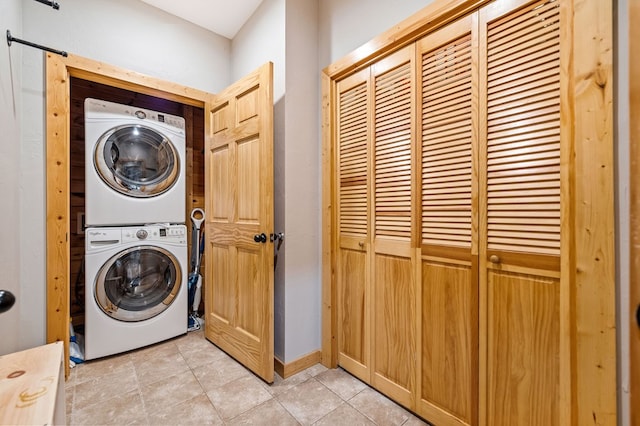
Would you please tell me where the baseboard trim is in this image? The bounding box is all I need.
[274,350,322,379]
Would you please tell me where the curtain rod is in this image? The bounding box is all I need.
[34,0,60,10]
[6,30,68,57]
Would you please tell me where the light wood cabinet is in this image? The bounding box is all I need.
[0,342,65,425]
[323,0,615,425]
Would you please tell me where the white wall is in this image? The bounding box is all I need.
[15,0,231,351]
[318,0,430,68]
[616,0,630,424]
[232,0,286,100]
[283,0,320,361]
[24,0,232,93]
[0,0,22,355]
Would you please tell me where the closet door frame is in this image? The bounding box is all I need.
[321,0,616,424]
[45,53,210,377]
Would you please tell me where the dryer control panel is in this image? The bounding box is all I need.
[85,98,185,132]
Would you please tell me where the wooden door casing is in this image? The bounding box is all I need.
[204,62,274,383]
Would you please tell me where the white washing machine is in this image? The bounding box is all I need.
[84,225,187,360]
[84,98,186,227]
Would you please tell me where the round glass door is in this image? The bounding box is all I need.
[94,124,180,198]
[94,246,182,322]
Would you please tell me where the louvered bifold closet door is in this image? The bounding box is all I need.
[370,45,417,408]
[417,15,478,426]
[479,0,562,425]
[335,69,371,382]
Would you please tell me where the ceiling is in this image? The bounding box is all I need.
[139,0,264,39]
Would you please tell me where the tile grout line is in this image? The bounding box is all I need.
[132,353,152,425]
[185,345,227,425]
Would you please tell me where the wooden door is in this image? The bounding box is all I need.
[335,45,418,408]
[335,68,372,383]
[204,62,274,383]
[416,14,478,426]
[479,1,563,424]
[370,45,417,408]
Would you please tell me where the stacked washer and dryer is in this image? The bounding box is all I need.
[83,98,188,360]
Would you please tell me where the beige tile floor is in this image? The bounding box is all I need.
[66,330,430,425]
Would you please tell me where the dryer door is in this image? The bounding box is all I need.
[94,124,180,198]
[94,245,182,322]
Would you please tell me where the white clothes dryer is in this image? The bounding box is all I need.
[84,225,187,360]
[84,98,186,227]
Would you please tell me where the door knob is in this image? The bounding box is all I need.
[0,290,16,314]
[489,255,500,264]
[254,233,267,243]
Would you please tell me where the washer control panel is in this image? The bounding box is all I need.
[122,225,186,244]
[86,225,187,250]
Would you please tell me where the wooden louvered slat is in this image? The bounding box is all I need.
[374,59,413,240]
[423,137,472,152]
[339,80,368,236]
[488,134,559,154]
[487,2,560,255]
[424,180,472,191]
[488,111,559,133]
[421,33,473,248]
[489,97,558,122]
[489,84,559,115]
[488,57,560,96]
[487,3,559,58]
[490,33,560,73]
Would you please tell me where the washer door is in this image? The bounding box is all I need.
[94,124,180,198]
[95,245,182,322]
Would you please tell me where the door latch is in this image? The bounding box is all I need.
[270,233,284,243]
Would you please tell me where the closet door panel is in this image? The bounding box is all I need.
[487,270,560,426]
[372,253,416,405]
[417,15,477,426]
[421,255,475,426]
[336,69,371,381]
[337,248,368,379]
[479,0,562,424]
[371,45,417,407]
